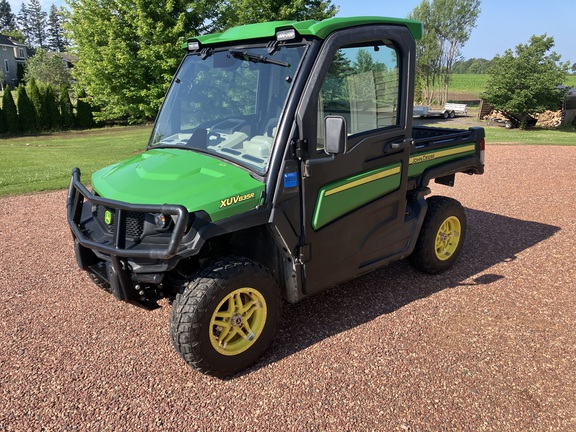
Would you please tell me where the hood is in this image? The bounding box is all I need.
[92,148,265,222]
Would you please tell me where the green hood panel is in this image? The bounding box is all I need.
[92,149,265,222]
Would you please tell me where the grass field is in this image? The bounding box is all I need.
[449,74,576,98]
[0,126,151,196]
[484,125,576,144]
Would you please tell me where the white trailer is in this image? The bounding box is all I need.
[414,103,468,118]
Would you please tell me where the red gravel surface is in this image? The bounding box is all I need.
[1,144,575,431]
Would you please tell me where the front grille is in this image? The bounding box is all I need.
[96,205,145,238]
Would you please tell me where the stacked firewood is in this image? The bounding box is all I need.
[536,110,563,128]
[483,109,563,128]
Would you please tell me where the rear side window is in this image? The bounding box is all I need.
[317,42,400,149]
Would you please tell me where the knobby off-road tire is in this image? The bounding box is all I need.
[409,196,467,274]
[170,257,282,378]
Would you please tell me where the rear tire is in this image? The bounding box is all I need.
[170,257,281,377]
[409,196,466,274]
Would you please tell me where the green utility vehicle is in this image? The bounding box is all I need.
[67,16,485,377]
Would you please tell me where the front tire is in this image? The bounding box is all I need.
[170,257,281,377]
[409,196,466,274]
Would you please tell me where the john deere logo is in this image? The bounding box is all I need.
[104,210,113,225]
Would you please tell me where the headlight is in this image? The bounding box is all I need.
[154,213,168,229]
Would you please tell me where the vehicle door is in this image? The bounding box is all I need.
[296,25,417,294]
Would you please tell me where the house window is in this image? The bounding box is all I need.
[2,46,6,51]
[4,59,9,73]
[18,48,25,58]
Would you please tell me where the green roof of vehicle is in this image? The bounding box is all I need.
[184,16,423,48]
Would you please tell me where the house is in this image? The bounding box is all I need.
[0,34,29,89]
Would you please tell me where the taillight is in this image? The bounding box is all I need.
[479,137,485,165]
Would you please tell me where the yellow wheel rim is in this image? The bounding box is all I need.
[435,216,461,261]
[210,288,267,356]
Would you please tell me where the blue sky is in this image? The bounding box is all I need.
[335,0,575,64]
[9,0,575,64]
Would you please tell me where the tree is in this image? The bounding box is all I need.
[0,0,17,32]
[59,85,74,128]
[47,5,67,52]
[67,0,220,123]
[0,105,5,133]
[67,0,338,122]
[409,0,481,105]
[27,77,46,129]
[16,83,36,132]
[452,58,493,74]
[24,49,72,87]
[481,34,569,129]
[3,28,26,43]
[2,85,18,133]
[214,0,338,30]
[18,0,47,48]
[75,89,94,128]
[44,84,61,129]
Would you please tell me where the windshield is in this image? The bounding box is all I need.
[149,45,305,174]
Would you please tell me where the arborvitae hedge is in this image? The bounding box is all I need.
[2,86,19,133]
[28,79,48,131]
[0,106,5,133]
[16,85,37,133]
[45,85,61,130]
[59,86,74,129]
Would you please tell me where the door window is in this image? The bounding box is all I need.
[317,42,400,150]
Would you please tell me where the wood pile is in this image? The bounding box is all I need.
[482,110,507,121]
[536,110,563,128]
[483,109,563,128]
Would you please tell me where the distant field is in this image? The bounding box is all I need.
[449,74,576,99]
[450,74,489,96]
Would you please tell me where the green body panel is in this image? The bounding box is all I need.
[91,149,265,222]
[185,16,423,48]
[312,163,402,230]
[408,143,476,178]
[312,142,476,230]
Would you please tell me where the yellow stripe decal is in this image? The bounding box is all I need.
[324,166,401,197]
[409,144,475,165]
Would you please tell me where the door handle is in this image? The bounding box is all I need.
[390,138,414,150]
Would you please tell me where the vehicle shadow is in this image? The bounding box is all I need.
[246,208,560,375]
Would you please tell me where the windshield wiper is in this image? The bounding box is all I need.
[228,49,290,68]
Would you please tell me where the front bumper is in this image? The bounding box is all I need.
[67,168,189,260]
[67,168,190,309]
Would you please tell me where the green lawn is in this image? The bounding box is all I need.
[0,126,151,197]
[485,126,576,145]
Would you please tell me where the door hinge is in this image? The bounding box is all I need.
[291,139,307,161]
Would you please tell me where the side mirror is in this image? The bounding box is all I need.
[324,115,347,155]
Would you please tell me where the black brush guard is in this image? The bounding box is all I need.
[67,168,189,309]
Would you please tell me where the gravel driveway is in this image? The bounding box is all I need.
[1,144,575,431]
